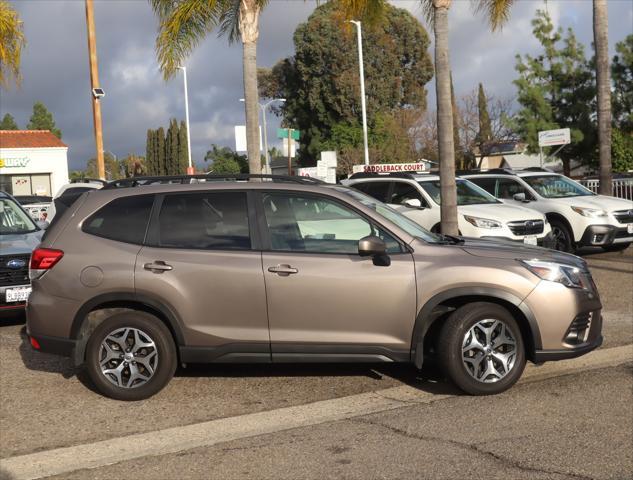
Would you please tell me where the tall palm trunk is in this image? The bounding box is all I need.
[239,0,262,175]
[433,0,458,235]
[593,0,612,195]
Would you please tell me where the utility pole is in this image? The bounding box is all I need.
[349,20,369,166]
[85,0,105,180]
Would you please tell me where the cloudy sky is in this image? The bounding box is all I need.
[1,0,632,171]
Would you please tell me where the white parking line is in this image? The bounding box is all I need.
[1,344,631,480]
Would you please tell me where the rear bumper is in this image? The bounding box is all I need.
[27,332,76,357]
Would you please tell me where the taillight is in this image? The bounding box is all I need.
[30,248,64,280]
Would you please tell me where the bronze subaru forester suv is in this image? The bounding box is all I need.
[26,175,603,400]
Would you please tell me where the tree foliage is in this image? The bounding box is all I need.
[260,1,433,166]
[511,10,596,174]
[0,0,25,88]
[611,129,633,173]
[476,83,493,147]
[145,120,188,175]
[0,113,18,130]
[27,102,62,138]
[612,34,633,133]
[204,144,248,173]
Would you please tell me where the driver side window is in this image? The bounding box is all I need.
[390,182,428,207]
[263,193,402,254]
[496,178,533,200]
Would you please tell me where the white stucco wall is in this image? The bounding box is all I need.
[0,147,69,196]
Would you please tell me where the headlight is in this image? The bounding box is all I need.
[464,215,502,229]
[520,259,593,290]
[571,206,607,218]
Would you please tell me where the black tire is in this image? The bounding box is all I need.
[85,311,177,401]
[550,219,575,253]
[437,302,526,395]
[603,242,630,252]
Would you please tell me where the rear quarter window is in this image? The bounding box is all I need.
[82,195,154,245]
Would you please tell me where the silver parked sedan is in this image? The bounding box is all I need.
[0,191,44,315]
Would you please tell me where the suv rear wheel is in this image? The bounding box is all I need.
[437,302,526,395]
[85,311,177,401]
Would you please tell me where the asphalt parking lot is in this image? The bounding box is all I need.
[1,247,632,480]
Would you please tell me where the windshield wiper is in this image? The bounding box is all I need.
[437,233,465,245]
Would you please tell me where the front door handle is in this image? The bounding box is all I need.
[144,261,173,273]
[267,264,298,276]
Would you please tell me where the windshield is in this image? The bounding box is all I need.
[334,187,442,243]
[522,175,595,198]
[0,197,38,235]
[418,179,500,205]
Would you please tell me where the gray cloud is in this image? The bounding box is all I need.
[1,0,631,171]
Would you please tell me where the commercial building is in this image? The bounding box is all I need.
[0,130,69,197]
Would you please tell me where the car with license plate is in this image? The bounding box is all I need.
[463,170,633,253]
[0,191,45,314]
[26,174,602,400]
[343,173,553,246]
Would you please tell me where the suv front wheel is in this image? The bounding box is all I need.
[438,302,526,395]
[85,311,177,401]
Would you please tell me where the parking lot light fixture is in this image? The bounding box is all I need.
[177,66,194,175]
[240,98,286,173]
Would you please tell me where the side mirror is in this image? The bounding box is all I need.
[358,235,387,257]
[403,198,424,209]
[513,193,528,202]
[36,220,49,230]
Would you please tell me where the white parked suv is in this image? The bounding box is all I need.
[464,169,633,253]
[343,173,553,246]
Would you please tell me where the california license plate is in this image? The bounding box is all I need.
[524,235,538,245]
[627,224,633,234]
[5,286,31,303]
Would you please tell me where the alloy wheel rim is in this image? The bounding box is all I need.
[462,319,517,383]
[552,226,569,251]
[99,327,158,389]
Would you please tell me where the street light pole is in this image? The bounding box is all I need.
[240,98,285,174]
[177,66,194,174]
[349,20,369,166]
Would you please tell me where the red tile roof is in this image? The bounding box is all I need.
[0,130,67,149]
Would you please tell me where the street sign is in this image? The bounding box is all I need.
[352,162,428,174]
[538,128,571,147]
[282,138,296,158]
[277,128,300,141]
[235,125,262,152]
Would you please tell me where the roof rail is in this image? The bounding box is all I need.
[456,168,516,176]
[70,178,109,186]
[102,174,325,189]
[521,167,554,172]
[348,172,419,180]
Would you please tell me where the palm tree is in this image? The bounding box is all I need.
[422,0,513,235]
[593,0,612,195]
[0,0,26,88]
[151,0,380,176]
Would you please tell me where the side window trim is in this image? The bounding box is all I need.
[253,190,408,255]
[145,190,257,251]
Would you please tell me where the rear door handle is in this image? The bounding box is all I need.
[267,264,298,276]
[144,261,173,273]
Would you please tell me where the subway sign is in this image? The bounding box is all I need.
[0,157,30,168]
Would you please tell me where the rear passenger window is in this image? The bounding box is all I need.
[352,182,391,203]
[157,192,251,250]
[83,195,154,245]
[469,177,496,195]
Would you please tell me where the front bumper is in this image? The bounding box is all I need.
[534,334,603,362]
[579,224,633,246]
[480,232,555,248]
